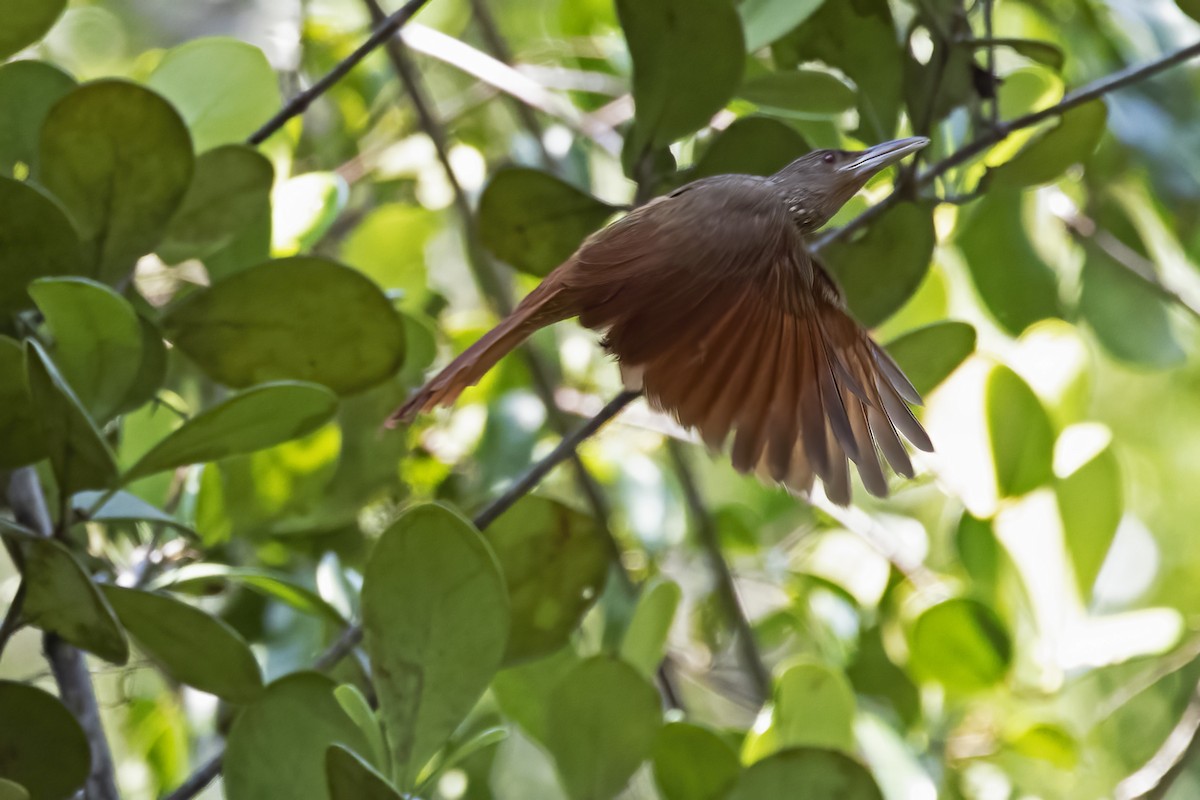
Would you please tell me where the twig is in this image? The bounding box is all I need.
[0,579,27,660]
[1119,678,1200,800]
[813,39,1200,251]
[162,751,224,800]
[246,0,435,144]
[6,468,120,800]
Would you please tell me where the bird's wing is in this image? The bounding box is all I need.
[560,175,932,504]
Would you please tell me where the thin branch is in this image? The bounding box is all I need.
[246,0,435,144]
[1119,678,1200,800]
[0,579,27,659]
[162,751,224,800]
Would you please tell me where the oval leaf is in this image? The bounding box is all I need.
[125,381,338,481]
[618,0,745,149]
[0,60,75,174]
[691,116,808,180]
[1055,425,1122,600]
[884,321,976,397]
[72,489,196,537]
[152,563,345,625]
[726,748,882,800]
[1080,244,1183,367]
[545,655,663,800]
[618,577,681,679]
[909,598,1012,692]
[0,0,66,59]
[993,100,1107,187]
[986,364,1055,498]
[478,167,616,278]
[0,176,85,314]
[224,672,372,800]
[485,496,609,664]
[340,204,438,308]
[652,722,741,800]
[363,504,509,789]
[738,70,856,118]
[0,681,89,800]
[39,79,193,284]
[739,0,827,52]
[163,256,406,394]
[326,745,403,800]
[0,337,44,469]
[745,661,856,761]
[100,585,263,703]
[29,277,144,422]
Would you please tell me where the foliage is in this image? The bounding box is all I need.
[2,1,1200,799]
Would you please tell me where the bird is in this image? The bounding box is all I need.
[387,136,934,505]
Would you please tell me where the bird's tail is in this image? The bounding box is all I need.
[385,277,569,428]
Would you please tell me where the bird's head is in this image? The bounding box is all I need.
[770,136,929,234]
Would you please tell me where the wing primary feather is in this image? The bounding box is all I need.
[823,422,851,505]
[766,317,802,481]
[731,306,784,472]
[799,321,831,479]
[868,404,914,478]
[847,394,888,497]
[871,343,923,405]
[877,378,934,452]
[812,325,859,462]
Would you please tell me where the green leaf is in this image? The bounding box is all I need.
[691,116,808,180]
[39,79,193,284]
[738,70,856,118]
[340,204,439,309]
[159,145,275,264]
[0,778,29,800]
[147,37,282,152]
[0,0,66,59]
[954,514,1001,601]
[822,202,934,327]
[334,686,388,772]
[956,188,1061,335]
[884,321,976,397]
[1055,426,1122,600]
[745,661,856,761]
[652,722,741,800]
[484,496,609,664]
[726,748,882,800]
[29,277,144,422]
[492,647,582,747]
[1079,245,1183,367]
[739,0,826,52]
[0,525,128,664]
[545,655,663,800]
[25,340,119,495]
[273,172,347,255]
[1007,723,1078,769]
[618,0,744,149]
[846,625,920,727]
[153,563,345,624]
[993,101,1107,187]
[1180,0,1200,23]
[100,585,263,702]
[972,38,1065,71]
[73,489,196,537]
[163,256,406,394]
[909,598,1012,693]
[986,364,1055,498]
[125,381,338,481]
[618,577,681,679]
[0,337,44,469]
[0,60,75,174]
[326,746,403,800]
[362,504,509,789]
[0,176,85,314]
[224,672,372,800]
[123,315,168,414]
[478,167,616,278]
[0,682,89,800]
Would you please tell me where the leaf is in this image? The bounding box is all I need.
[341,204,439,308]
[0,60,75,173]
[100,585,263,702]
[154,563,346,624]
[986,364,1055,498]
[725,748,883,800]
[652,722,741,800]
[691,116,808,180]
[25,340,119,495]
[326,746,403,800]
[123,315,168,413]
[972,38,1065,71]
[846,625,920,727]
[993,101,1107,187]
[272,172,347,255]
[739,0,826,52]
[478,167,617,277]
[125,381,338,481]
[29,277,144,422]
[147,37,282,152]
[618,577,681,679]
[884,321,976,397]
[618,0,745,149]
[0,525,128,664]
[0,176,85,314]
[738,70,856,118]
[39,80,193,284]
[0,779,29,800]
[1007,723,1078,769]
[159,144,275,264]
[1055,425,1122,600]
[224,672,372,800]
[491,647,582,747]
[163,256,406,395]
[909,598,1012,692]
[362,504,509,789]
[0,0,66,59]
[334,686,388,772]
[1079,244,1183,367]
[484,496,609,664]
[73,489,197,537]
[745,661,857,761]
[545,655,663,800]
[956,188,1061,335]
[1180,0,1200,23]
[822,202,934,327]
[0,337,44,469]
[0,682,89,800]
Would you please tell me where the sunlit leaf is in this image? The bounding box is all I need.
[690,116,808,180]
[846,626,920,727]
[884,321,976,397]
[739,0,826,52]
[993,101,1107,187]
[0,337,44,469]
[0,682,89,800]
[478,167,617,278]
[738,70,855,118]
[0,778,29,800]
[341,204,439,307]
[326,745,403,800]
[618,577,681,679]
[272,172,347,255]
[0,60,75,173]
[363,504,509,789]
[652,722,741,800]
[986,364,1055,498]
[726,748,883,800]
[745,661,856,761]
[491,647,581,747]
[545,655,663,800]
[0,0,66,59]
[1055,425,1122,600]
[909,598,1012,692]
[163,257,406,394]
[0,176,85,314]
[1007,723,1078,769]
[39,80,193,284]
[1079,242,1183,367]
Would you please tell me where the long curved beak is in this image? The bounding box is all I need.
[839,136,930,178]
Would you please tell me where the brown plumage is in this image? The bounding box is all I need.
[387,137,935,504]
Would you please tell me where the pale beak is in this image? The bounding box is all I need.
[839,136,930,178]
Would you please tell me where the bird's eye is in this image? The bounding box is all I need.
[822,152,836,164]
